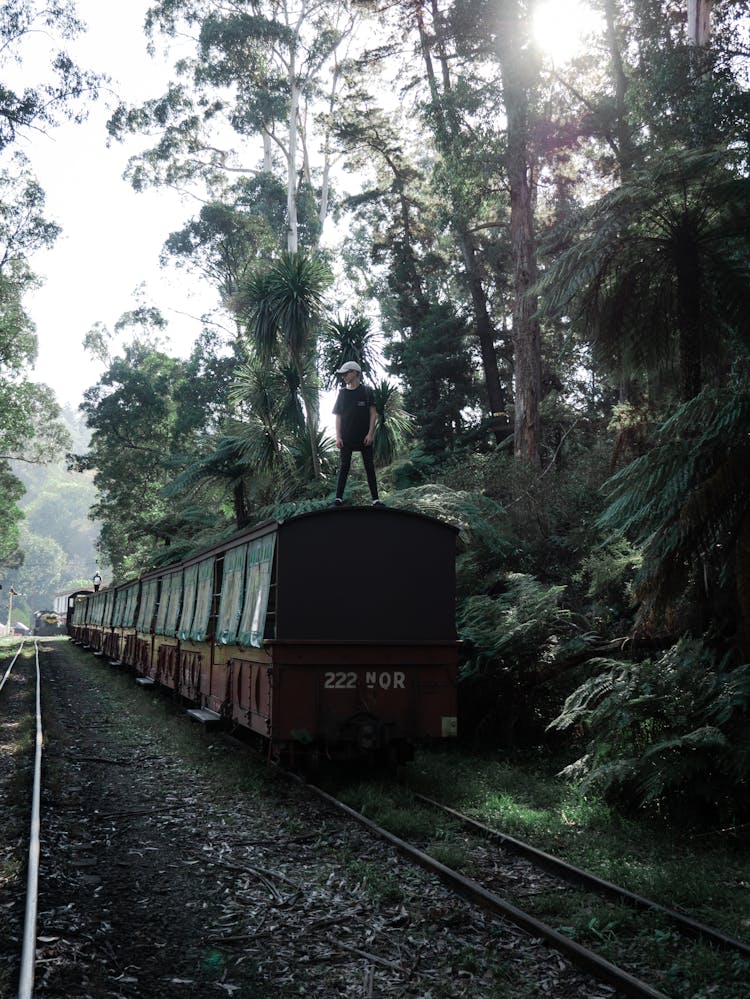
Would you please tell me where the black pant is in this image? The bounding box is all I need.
[336,443,379,500]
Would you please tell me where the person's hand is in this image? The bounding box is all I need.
[336,436,343,449]
[364,432,372,446]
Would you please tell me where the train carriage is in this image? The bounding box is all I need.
[72,505,460,765]
[53,588,93,632]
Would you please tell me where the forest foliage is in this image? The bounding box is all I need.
[0,2,100,618]
[5,0,750,826]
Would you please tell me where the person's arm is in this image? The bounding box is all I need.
[335,413,343,448]
[364,405,376,446]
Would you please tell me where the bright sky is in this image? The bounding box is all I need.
[22,0,216,410]
[533,0,602,63]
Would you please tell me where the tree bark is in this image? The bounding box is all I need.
[286,73,300,253]
[414,0,508,426]
[688,0,711,46]
[735,508,750,661]
[603,0,636,179]
[292,350,321,478]
[497,0,541,463]
[676,238,703,400]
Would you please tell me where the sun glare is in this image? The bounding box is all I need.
[532,0,603,64]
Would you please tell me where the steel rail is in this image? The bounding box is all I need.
[416,793,750,960]
[0,639,26,695]
[17,641,43,999]
[304,780,670,999]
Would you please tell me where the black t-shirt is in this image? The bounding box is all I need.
[333,383,374,446]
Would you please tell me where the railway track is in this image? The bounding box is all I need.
[301,777,750,999]
[0,637,28,695]
[0,639,44,999]
[416,792,750,960]
[3,641,745,998]
[4,642,630,998]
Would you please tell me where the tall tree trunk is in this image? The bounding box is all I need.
[676,240,703,400]
[497,0,541,464]
[735,508,750,661]
[234,481,251,529]
[457,227,508,423]
[287,73,300,253]
[414,1,508,427]
[604,0,636,179]
[687,0,711,46]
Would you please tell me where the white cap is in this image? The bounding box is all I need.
[335,361,362,374]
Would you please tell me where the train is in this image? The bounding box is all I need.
[68,506,460,766]
[53,588,94,631]
[32,610,65,637]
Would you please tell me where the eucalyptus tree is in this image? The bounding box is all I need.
[493,0,543,463]
[16,529,66,611]
[0,0,98,150]
[0,2,99,564]
[688,0,712,45]
[20,468,99,581]
[161,175,288,305]
[348,1,510,439]
[0,154,72,568]
[109,0,358,252]
[334,104,491,453]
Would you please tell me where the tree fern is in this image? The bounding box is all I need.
[537,147,750,399]
[598,376,750,644]
[551,639,750,823]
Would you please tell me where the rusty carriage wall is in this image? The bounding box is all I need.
[69,506,460,763]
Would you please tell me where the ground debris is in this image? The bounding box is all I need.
[0,644,622,999]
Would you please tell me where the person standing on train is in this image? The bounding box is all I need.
[331,361,383,507]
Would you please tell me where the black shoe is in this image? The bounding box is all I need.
[331,498,343,507]
[372,499,384,507]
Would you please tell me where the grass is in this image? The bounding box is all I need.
[404,749,750,945]
[407,753,750,960]
[334,852,404,904]
[328,748,750,998]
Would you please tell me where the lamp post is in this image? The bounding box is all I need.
[7,587,17,634]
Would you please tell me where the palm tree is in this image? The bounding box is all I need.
[235,251,331,478]
[320,313,381,389]
[538,147,750,401]
[369,379,414,467]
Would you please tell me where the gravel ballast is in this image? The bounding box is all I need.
[2,640,620,998]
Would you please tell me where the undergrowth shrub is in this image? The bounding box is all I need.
[549,638,750,826]
[439,443,613,584]
[573,539,642,627]
[458,573,588,750]
[391,482,609,752]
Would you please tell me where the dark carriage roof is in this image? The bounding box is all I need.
[83,506,458,645]
[141,504,458,579]
[133,506,458,643]
[274,506,458,643]
[278,504,459,533]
